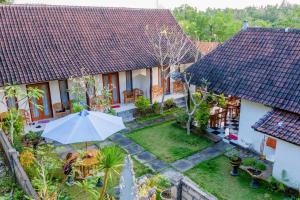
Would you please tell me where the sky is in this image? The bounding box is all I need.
[12,0,300,10]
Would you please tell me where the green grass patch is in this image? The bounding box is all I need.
[126,121,213,163]
[132,157,153,177]
[136,108,181,124]
[185,156,285,200]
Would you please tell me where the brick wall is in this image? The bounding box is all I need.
[152,85,163,99]
[173,81,184,93]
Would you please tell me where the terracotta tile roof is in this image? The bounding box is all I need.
[0,5,188,86]
[195,41,220,55]
[187,28,300,114]
[253,109,300,146]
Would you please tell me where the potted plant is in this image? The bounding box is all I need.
[242,157,267,188]
[228,151,242,176]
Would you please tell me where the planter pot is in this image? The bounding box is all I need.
[250,177,259,188]
[160,189,172,200]
[246,168,262,188]
[230,157,242,176]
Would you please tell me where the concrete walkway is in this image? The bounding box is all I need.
[119,156,138,200]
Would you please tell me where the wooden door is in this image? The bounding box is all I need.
[27,83,53,121]
[159,66,170,94]
[103,73,120,105]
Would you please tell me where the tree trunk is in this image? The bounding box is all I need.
[160,70,167,114]
[98,168,109,200]
[9,111,14,144]
[186,115,192,135]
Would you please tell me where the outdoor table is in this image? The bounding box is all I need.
[73,149,100,179]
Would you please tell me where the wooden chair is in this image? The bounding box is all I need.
[133,88,144,101]
[123,90,134,104]
[0,112,8,123]
[53,103,67,118]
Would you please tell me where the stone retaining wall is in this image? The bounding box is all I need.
[0,131,38,199]
[167,171,217,200]
[180,177,217,200]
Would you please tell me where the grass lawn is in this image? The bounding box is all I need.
[126,121,213,163]
[185,156,285,200]
[132,157,153,177]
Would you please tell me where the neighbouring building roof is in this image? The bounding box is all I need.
[187,27,300,114]
[253,109,300,146]
[195,41,220,55]
[0,5,190,86]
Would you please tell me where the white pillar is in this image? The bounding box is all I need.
[119,72,126,104]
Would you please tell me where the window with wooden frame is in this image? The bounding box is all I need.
[6,96,18,110]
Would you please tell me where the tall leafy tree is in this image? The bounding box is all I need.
[173,2,300,42]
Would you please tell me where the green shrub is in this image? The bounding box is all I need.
[164,98,176,110]
[152,101,160,114]
[218,93,227,108]
[268,177,286,193]
[71,102,86,113]
[242,157,267,171]
[194,102,210,131]
[254,162,267,171]
[107,108,116,116]
[175,111,188,126]
[2,108,24,137]
[242,158,256,166]
[135,96,151,116]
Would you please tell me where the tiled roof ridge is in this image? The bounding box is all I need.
[252,109,276,131]
[252,109,300,146]
[0,4,170,11]
[246,27,300,33]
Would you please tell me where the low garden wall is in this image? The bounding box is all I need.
[169,172,217,200]
[180,177,217,200]
[0,130,38,199]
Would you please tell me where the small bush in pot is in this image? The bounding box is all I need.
[227,150,242,176]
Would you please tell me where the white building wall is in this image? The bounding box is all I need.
[152,67,159,86]
[238,99,272,153]
[132,69,148,97]
[49,81,61,105]
[118,72,126,103]
[273,139,300,189]
[67,79,75,101]
[0,87,8,112]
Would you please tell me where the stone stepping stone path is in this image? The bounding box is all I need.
[110,117,233,175]
[171,141,232,172]
[122,144,144,155]
[110,129,169,172]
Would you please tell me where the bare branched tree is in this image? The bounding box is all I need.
[181,73,209,135]
[145,25,197,113]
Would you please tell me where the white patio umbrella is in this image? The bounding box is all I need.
[42,110,125,146]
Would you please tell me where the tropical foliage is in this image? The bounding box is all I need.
[173,2,300,42]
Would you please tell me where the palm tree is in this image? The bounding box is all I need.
[98,146,124,200]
